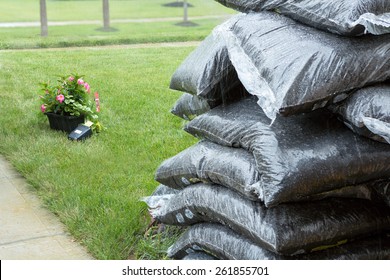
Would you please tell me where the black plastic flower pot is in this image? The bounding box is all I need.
[45,112,85,133]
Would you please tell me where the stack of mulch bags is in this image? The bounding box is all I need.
[143,0,390,260]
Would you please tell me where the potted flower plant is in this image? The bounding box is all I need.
[39,74,102,133]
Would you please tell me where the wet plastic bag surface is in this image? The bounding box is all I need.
[171,93,211,121]
[180,251,217,260]
[168,223,390,260]
[141,184,180,209]
[330,83,390,144]
[148,184,390,255]
[185,97,390,207]
[155,140,261,200]
[214,12,390,120]
[154,140,375,203]
[169,32,244,105]
[214,0,390,36]
[372,180,390,208]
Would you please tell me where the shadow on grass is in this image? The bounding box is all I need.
[162,1,194,8]
[96,27,119,32]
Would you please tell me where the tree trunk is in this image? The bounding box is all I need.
[183,0,188,22]
[40,0,48,37]
[103,0,110,30]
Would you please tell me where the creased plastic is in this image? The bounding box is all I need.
[170,93,211,121]
[148,184,390,255]
[180,251,217,260]
[363,117,390,144]
[330,83,390,144]
[169,31,246,106]
[372,180,390,208]
[154,140,261,200]
[355,12,390,35]
[154,139,377,204]
[184,97,390,207]
[213,12,390,120]
[168,223,390,260]
[140,184,179,209]
[214,0,390,36]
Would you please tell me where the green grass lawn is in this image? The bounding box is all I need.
[0,0,234,22]
[0,0,235,50]
[0,17,230,49]
[0,45,198,259]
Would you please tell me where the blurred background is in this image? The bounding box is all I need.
[0,0,235,49]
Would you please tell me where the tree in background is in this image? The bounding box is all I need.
[103,0,110,31]
[183,0,188,23]
[175,1,197,26]
[40,0,48,37]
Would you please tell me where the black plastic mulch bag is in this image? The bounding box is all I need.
[168,223,282,260]
[372,180,390,208]
[146,184,390,255]
[154,140,376,204]
[180,251,217,260]
[169,31,246,107]
[144,181,375,214]
[170,90,249,120]
[184,97,390,207]
[155,140,261,200]
[213,12,390,120]
[141,184,180,209]
[171,93,211,121]
[329,83,390,144]
[214,0,390,36]
[168,223,390,260]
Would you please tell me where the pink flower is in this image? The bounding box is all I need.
[77,78,84,85]
[68,76,74,81]
[56,94,65,103]
[84,82,90,93]
[40,104,46,112]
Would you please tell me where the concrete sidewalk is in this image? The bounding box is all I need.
[0,155,92,260]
